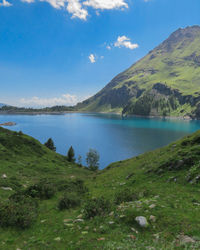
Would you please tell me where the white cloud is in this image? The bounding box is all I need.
[40,0,66,9]
[114,35,139,50]
[89,54,96,63]
[14,0,129,20]
[106,45,111,50]
[83,0,128,10]
[0,0,12,7]
[67,0,88,20]
[19,93,79,107]
[21,0,35,3]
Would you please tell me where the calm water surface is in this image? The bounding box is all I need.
[1,113,200,169]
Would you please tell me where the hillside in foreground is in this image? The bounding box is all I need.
[77,26,200,119]
[1,127,200,248]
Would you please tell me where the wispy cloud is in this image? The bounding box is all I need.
[83,0,128,10]
[89,54,96,63]
[0,0,12,7]
[19,93,88,107]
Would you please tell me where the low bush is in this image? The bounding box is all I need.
[25,179,56,199]
[114,189,138,204]
[58,192,81,210]
[56,179,88,194]
[0,196,38,229]
[83,197,111,219]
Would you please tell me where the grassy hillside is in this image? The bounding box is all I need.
[77,26,200,118]
[1,127,200,248]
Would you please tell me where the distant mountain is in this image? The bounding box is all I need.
[0,103,7,108]
[77,25,200,119]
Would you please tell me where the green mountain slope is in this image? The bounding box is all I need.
[77,25,200,118]
[2,128,200,248]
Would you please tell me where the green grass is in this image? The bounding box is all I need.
[1,127,200,249]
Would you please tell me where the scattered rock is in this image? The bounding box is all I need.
[149,215,156,222]
[40,220,46,223]
[108,221,114,225]
[135,216,149,228]
[77,214,83,219]
[129,235,136,240]
[1,174,7,178]
[81,231,88,235]
[178,235,195,245]
[74,219,84,223]
[109,211,114,216]
[54,237,61,242]
[126,173,134,180]
[97,238,105,241]
[1,187,12,191]
[131,227,138,234]
[63,219,73,223]
[149,204,156,209]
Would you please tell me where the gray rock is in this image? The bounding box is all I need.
[178,235,195,244]
[1,187,12,191]
[1,174,7,179]
[135,216,149,228]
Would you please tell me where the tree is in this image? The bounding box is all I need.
[67,146,75,162]
[77,155,82,166]
[86,149,100,171]
[44,138,56,151]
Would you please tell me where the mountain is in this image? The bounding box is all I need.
[0,103,7,108]
[77,26,200,118]
[1,127,200,248]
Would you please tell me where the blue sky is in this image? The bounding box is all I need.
[0,0,200,107]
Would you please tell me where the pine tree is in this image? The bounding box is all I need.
[67,146,75,162]
[44,138,56,151]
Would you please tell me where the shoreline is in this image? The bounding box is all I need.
[0,110,197,121]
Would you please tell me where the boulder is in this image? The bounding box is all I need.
[135,216,149,228]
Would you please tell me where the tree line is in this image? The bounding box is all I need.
[44,138,100,171]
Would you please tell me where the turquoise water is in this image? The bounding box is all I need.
[1,113,200,169]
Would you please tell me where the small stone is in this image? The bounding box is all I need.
[54,237,61,242]
[129,235,136,240]
[108,221,114,225]
[119,215,125,218]
[74,219,84,223]
[109,211,114,216]
[63,219,73,223]
[178,235,195,245]
[149,204,156,209]
[85,226,89,230]
[97,238,105,241]
[149,215,156,222]
[93,228,97,232]
[77,214,83,219]
[1,187,12,191]
[131,227,138,234]
[1,174,7,178]
[81,231,88,235]
[40,220,46,223]
[135,216,149,228]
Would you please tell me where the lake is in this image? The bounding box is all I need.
[1,113,200,169]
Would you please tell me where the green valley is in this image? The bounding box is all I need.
[1,127,200,249]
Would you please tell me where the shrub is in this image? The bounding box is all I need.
[0,196,38,229]
[83,197,111,219]
[114,189,138,205]
[58,193,81,210]
[56,179,88,194]
[25,179,56,199]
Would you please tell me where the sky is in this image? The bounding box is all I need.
[0,0,200,107]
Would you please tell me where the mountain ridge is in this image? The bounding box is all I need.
[77,25,200,118]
